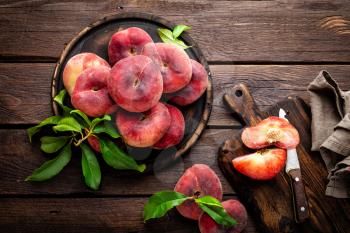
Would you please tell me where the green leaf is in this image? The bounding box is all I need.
[27,116,62,142]
[53,117,83,133]
[25,143,72,181]
[54,89,72,116]
[40,136,70,153]
[92,121,120,138]
[91,115,111,129]
[173,25,191,39]
[158,28,176,44]
[195,196,236,227]
[158,28,174,42]
[174,38,191,49]
[70,109,92,127]
[100,138,146,172]
[54,89,66,107]
[81,143,101,190]
[144,191,190,222]
[158,27,191,49]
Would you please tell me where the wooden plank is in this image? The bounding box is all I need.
[0,63,53,124]
[1,63,350,126]
[0,128,236,195]
[0,196,258,233]
[1,0,350,62]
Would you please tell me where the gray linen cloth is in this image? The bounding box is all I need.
[308,71,350,198]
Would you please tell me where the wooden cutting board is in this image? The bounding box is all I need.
[218,84,350,233]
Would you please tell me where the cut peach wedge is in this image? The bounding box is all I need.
[232,148,287,180]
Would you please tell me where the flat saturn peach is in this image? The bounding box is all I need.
[87,135,100,153]
[174,164,223,220]
[153,104,185,149]
[108,27,153,66]
[63,52,110,95]
[71,66,115,117]
[198,199,248,233]
[169,59,208,106]
[108,55,163,113]
[143,43,192,93]
[141,42,162,67]
[116,102,171,148]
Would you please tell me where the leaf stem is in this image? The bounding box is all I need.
[74,128,92,147]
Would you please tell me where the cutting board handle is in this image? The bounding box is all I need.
[223,83,264,126]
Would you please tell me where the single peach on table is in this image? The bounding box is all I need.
[169,59,208,106]
[108,27,153,65]
[116,102,171,148]
[71,66,115,117]
[143,43,192,93]
[153,104,185,149]
[174,164,223,220]
[198,199,248,233]
[63,52,110,95]
[108,55,163,113]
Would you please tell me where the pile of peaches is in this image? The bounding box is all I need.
[62,27,208,150]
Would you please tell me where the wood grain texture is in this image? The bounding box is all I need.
[0,196,259,233]
[0,1,349,233]
[218,85,350,233]
[1,0,350,62]
[1,63,350,126]
[0,128,235,195]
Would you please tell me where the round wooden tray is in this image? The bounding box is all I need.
[52,12,213,170]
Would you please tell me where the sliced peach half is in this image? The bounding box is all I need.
[241,116,300,149]
[232,148,287,180]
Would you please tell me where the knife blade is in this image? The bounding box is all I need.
[279,108,309,223]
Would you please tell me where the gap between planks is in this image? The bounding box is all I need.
[0,193,239,198]
[2,57,350,65]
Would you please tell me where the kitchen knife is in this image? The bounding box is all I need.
[279,108,309,223]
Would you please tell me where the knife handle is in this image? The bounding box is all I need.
[289,168,309,223]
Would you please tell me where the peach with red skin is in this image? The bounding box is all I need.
[143,43,192,93]
[88,135,100,152]
[174,164,223,220]
[108,55,163,113]
[241,116,300,149]
[63,53,110,95]
[141,42,162,65]
[108,27,153,65]
[153,104,185,149]
[198,199,248,233]
[71,66,115,117]
[169,59,208,106]
[116,102,171,148]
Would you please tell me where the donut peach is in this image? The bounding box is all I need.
[63,53,110,95]
[169,59,208,106]
[108,55,163,113]
[116,102,171,148]
[71,66,114,117]
[108,27,153,65]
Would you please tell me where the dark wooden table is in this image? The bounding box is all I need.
[1,1,350,232]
